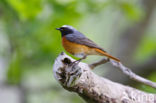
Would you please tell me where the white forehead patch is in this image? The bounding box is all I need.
[62,25,75,29]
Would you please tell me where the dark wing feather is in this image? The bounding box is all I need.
[65,33,105,52]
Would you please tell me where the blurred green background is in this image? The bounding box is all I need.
[0,0,156,103]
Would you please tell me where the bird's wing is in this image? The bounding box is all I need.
[65,34,106,52]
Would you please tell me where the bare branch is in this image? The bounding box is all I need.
[89,58,109,69]
[110,60,156,89]
[53,52,156,103]
[89,57,156,89]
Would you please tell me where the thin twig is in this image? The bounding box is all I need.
[89,58,156,89]
[110,60,156,89]
[89,58,109,69]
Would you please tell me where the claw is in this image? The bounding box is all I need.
[69,55,87,67]
[69,60,79,67]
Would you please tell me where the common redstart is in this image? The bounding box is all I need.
[56,25,120,62]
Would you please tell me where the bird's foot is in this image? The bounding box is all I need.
[69,55,87,67]
[69,60,80,67]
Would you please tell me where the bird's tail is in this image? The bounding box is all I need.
[95,49,120,62]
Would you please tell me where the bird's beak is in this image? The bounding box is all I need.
[56,28,60,30]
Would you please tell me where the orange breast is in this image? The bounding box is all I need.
[62,37,120,62]
[62,37,97,55]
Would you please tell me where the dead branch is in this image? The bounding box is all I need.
[53,52,156,103]
[89,58,156,89]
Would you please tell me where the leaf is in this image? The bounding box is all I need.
[7,0,42,20]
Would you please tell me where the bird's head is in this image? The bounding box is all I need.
[56,25,75,36]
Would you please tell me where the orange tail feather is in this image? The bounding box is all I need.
[96,49,120,62]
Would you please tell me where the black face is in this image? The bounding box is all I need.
[56,27,73,37]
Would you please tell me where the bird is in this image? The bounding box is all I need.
[56,25,120,63]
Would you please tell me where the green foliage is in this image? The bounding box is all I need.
[7,0,42,20]
[0,0,155,103]
[134,34,156,63]
[7,51,22,84]
[119,2,144,21]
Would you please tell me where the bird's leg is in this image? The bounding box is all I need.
[70,55,87,67]
[76,55,87,63]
